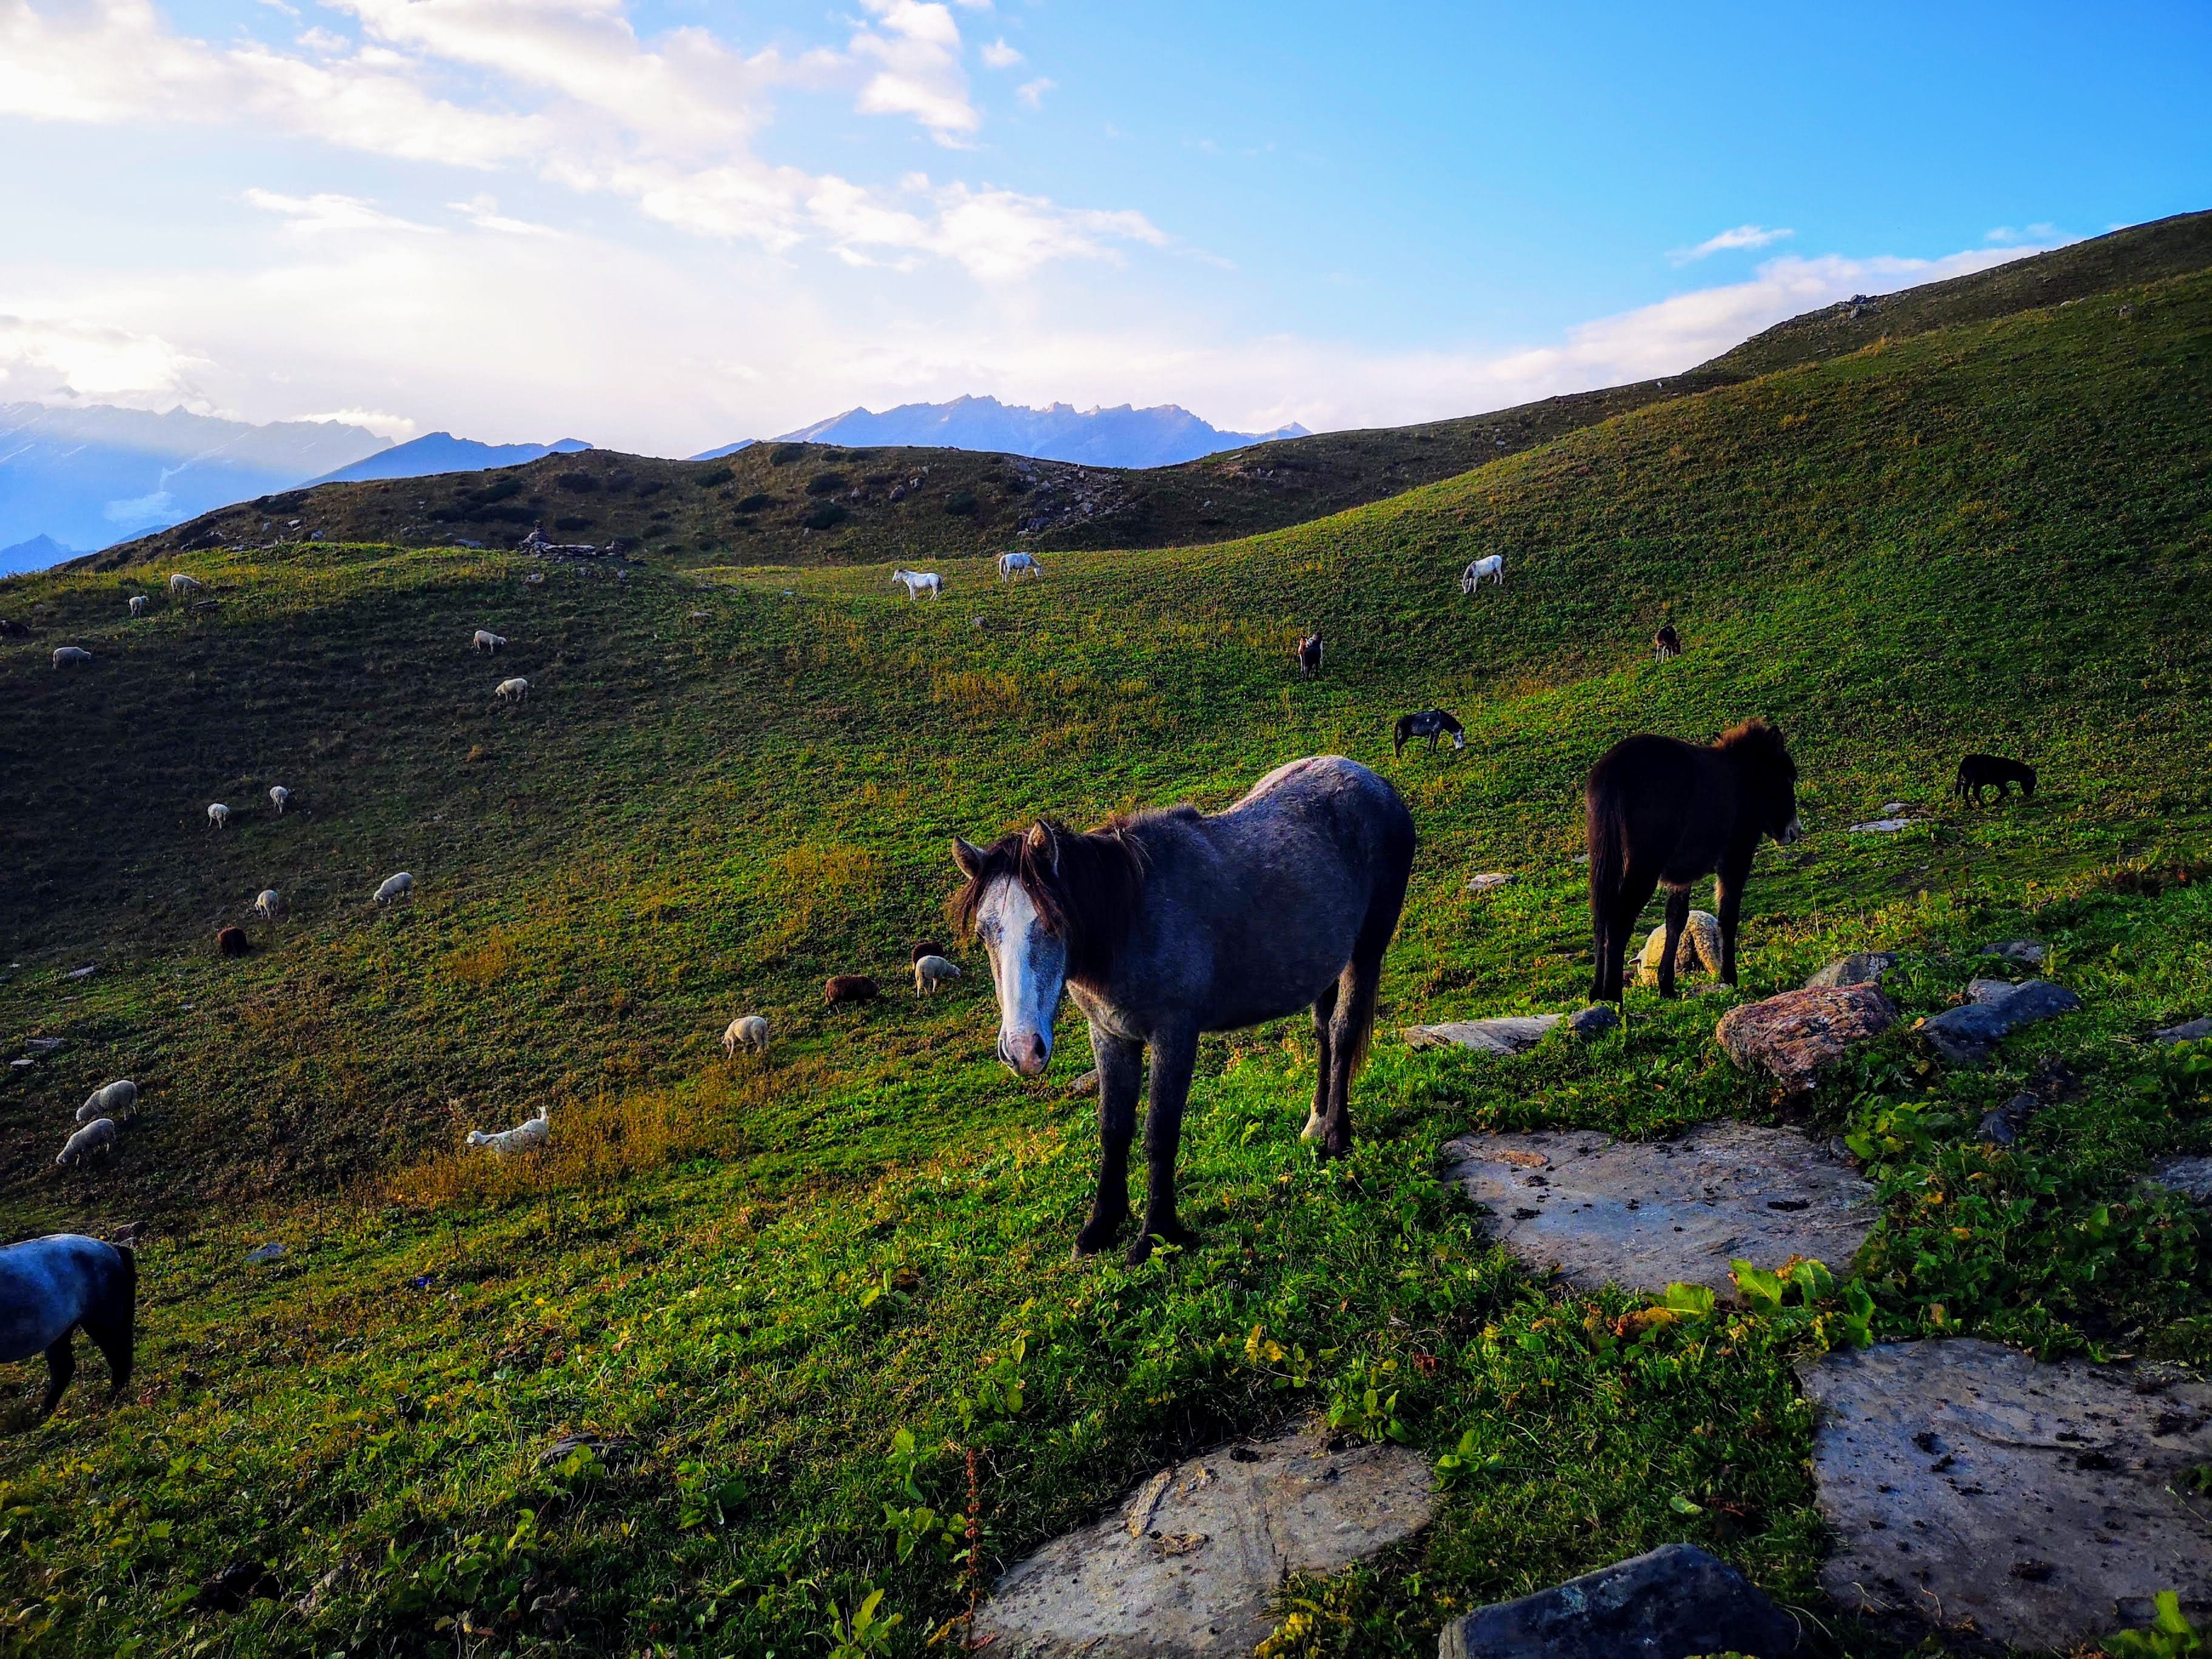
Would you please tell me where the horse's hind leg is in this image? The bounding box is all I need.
[1603,865,1663,1003]
[1657,886,1691,998]
[36,1333,76,1418]
[1076,1029,1143,1257]
[85,1309,133,1399]
[1130,1026,1201,1265]
[1302,982,1339,1141]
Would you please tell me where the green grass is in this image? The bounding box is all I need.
[1,258,2211,1656]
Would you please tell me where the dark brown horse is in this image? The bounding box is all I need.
[1652,623,1682,663]
[1585,720,1803,1002]
[1295,632,1324,676]
[1954,753,2036,806]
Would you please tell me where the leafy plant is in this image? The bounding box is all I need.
[2105,1590,2205,1656]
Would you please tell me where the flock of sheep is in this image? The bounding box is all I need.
[53,1079,139,1169]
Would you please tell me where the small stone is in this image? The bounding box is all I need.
[1977,1093,2038,1145]
[1714,984,1895,1095]
[2153,1016,2212,1045]
[2151,1157,2212,1204]
[1566,1005,1620,1039]
[1403,1015,1561,1055]
[1848,816,1919,833]
[244,1242,285,1264]
[1465,872,1515,893]
[1439,1542,1799,1658]
[1981,940,2049,965]
[1068,1069,1100,1095]
[1804,951,1898,990]
[1917,979,2082,1067]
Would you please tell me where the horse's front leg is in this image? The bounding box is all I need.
[36,1333,75,1418]
[1714,861,1748,987]
[1075,1029,1143,1256]
[1129,1025,1201,1265]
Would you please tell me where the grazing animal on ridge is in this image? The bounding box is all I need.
[1,618,32,639]
[1393,709,1466,757]
[892,569,943,601]
[0,1235,135,1418]
[78,1081,137,1124]
[1652,624,1682,663]
[722,1015,769,1057]
[1585,719,1803,1003]
[206,803,230,830]
[128,595,148,617]
[468,1106,549,1153]
[495,677,529,703]
[267,785,290,815]
[1955,753,2037,806]
[912,940,946,965]
[825,974,879,1007]
[914,954,962,996]
[51,646,92,667]
[255,889,283,922]
[473,629,508,654]
[374,872,414,905]
[216,926,250,957]
[168,573,202,595]
[1295,632,1324,677]
[1461,554,1505,592]
[996,551,1042,581]
[56,1119,118,1168]
[951,754,1416,1264]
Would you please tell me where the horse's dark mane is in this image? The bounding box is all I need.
[1715,717,1795,778]
[949,817,1148,984]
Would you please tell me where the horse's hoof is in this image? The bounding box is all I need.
[1299,1110,1326,1141]
[1073,1218,1124,1257]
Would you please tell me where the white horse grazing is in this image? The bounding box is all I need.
[473,630,507,653]
[255,889,283,921]
[169,573,203,595]
[468,1106,549,1153]
[913,954,962,996]
[495,677,529,703]
[722,1015,770,1056]
[1461,554,1506,594]
[129,595,148,616]
[207,803,231,830]
[891,569,942,601]
[51,646,92,667]
[268,785,291,815]
[374,871,414,905]
[996,551,1042,581]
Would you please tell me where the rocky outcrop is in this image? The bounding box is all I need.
[1439,1543,1799,1658]
[2153,1016,2212,1045]
[1915,978,2081,1066]
[1714,984,1895,1094]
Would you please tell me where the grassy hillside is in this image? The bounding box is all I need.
[76,212,2212,579]
[1,264,2210,1656]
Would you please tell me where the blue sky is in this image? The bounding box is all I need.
[2,0,2207,454]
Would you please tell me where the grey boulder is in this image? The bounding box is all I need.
[1916,979,2082,1066]
[1803,951,1898,990]
[1439,1542,1798,1658]
[2153,1016,2212,1045]
[2151,1156,2212,1204]
[1981,940,2049,965]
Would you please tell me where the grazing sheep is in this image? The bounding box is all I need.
[722,1015,770,1056]
[0,1234,136,1417]
[824,974,880,1007]
[128,595,148,617]
[207,803,231,829]
[267,785,290,815]
[78,1081,138,1124]
[168,573,203,595]
[56,1118,118,1167]
[374,872,414,905]
[495,677,529,703]
[473,629,507,654]
[468,1106,549,1153]
[52,646,92,667]
[255,889,283,921]
[913,954,962,996]
[216,925,250,957]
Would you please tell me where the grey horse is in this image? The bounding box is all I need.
[951,756,1417,1264]
[1,1235,135,1419]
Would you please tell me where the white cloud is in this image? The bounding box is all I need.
[0,313,207,406]
[245,189,438,233]
[1016,76,1054,110]
[292,407,420,438]
[1670,224,1794,263]
[448,195,557,235]
[851,0,979,142]
[980,38,1021,69]
[1986,222,2058,244]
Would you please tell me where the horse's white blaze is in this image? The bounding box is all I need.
[1452,730,1467,749]
[976,877,1064,1076]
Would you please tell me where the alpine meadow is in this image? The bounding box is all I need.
[3,215,2212,1659]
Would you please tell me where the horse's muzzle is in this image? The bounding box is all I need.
[999,1032,1051,1077]
[1780,816,1806,844]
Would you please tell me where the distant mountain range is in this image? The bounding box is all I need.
[691,396,1309,469]
[312,433,592,484]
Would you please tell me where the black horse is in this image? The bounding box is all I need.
[1393,709,1466,756]
[1585,720,1803,1002]
[952,757,1416,1263]
[1955,753,2037,806]
[1294,632,1325,676]
[1652,624,1682,663]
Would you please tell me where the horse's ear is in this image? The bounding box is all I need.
[1027,821,1059,873]
[952,837,985,879]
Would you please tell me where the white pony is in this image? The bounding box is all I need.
[374,871,414,905]
[1461,554,1506,593]
[129,596,148,616]
[891,569,942,601]
[722,1015,770,1056]
[996,551,1042,582]
[468,1105,549,1153]
[495,677,529,703]
[207,803,231,830]
[268,785,291,815]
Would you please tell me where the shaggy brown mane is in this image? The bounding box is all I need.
[949,817,1148,985]
[1715,717,1797,777]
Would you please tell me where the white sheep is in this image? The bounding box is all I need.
[57,1118,118,1167]
[722,1015,770,1056]
[268,785,291,815]
[473,630,508,654]
[207,803,231,830]
[913,955,963,997]
[78,1080,138,1123]
[468,1106,549,1153]
[169,573,203,595]
[374,872,414,905]
[129,595,149,616]
[495,677,529,703]
[52,646,92,667]
[255,888,283,921]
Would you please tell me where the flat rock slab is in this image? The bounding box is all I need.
[1466,872,1515,893]
[974,1427,1435,1657]
[1441,1542,1799,1658]
[1715,984,1895,1094]
[1442,1121,1878,1296]
[1406,1010,1617,1054]
[1916,979,2082,1067]
[1798,1339,2212,1650]
[1848,816,1921,833]
[2151,1156,2212,1203]
[2154,1016,2212,1045]
[1982,940,2049,964]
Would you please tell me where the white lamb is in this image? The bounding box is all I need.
[268,785,291,815]
[52,646,92,666]
[468,1106,549,1153]
[374,871,414,905]
[255,888,283,921]
[473,630,507,654]
[78,1080,138,1123]
[129,595,148,616]
[169,573,203,595]
[722,1015,770,1056]
[913,955,963,996]
[207,803,231,829]
[57,1118,118,1167]
[495,677,529,703]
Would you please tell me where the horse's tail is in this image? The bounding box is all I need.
[117,1242,137,1307]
